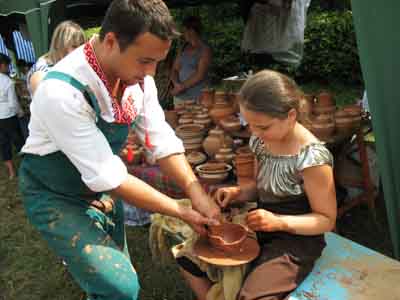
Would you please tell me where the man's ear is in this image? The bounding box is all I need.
[103,32,120,53]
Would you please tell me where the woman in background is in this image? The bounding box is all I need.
[26,20,86,96]
[170,16,211,107]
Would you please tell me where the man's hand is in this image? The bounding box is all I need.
[178,205,217,235]
[191,191,221,221]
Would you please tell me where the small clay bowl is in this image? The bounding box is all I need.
[207,223,248,253]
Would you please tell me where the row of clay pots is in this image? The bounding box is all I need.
[176,124,207,153]
[309,104,363,140]
[200,88,240,114]
[234,146,255,179]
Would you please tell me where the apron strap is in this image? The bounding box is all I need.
[43,71,102,117]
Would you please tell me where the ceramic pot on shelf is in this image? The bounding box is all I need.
[215,143,235,164]
[200,88,215,109]
[195,162,232,185]
[186,151,207,166]
[209,97,236,125]
[193,111,212,129]
[202,126,233,158]
[234,146,255,179]
[316,91,335,107]
[220,115,241,133]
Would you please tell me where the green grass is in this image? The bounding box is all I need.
[0,162,193,300]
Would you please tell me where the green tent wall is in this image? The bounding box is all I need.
[352,0,400,258]
[0,0,57,57]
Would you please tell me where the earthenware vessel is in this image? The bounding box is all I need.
[195,162,232,184]
[202,126,233,158]
[186,151,207,166]
[200,88,215,109]
[209,95,236,125]
[220,115,241,133]
[207,223,248,253]
[215,144,235,164]
[316,91,335,107]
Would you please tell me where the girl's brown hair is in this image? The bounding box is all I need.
[239,70,303,119]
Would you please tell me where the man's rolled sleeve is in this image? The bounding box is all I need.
[83,154,128,192]
[134,77,185,164]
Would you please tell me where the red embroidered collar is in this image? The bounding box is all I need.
[83,40,136,124]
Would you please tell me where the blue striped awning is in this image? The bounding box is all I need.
[0,34,17,75]
[12,31,36,63]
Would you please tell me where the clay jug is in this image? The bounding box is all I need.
[200,88,215,109]
[202,126,233,158]
[209,96,235,125]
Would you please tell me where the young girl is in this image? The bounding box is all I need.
[178,70,337,300]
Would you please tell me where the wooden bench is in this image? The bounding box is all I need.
[289,232,400,300]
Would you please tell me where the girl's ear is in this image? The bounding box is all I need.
[287,108,297,122]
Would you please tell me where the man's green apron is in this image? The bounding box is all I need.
[19,71,140,300]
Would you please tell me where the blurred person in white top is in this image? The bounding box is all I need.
[0,53,24,179]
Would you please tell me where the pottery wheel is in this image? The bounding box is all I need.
[193,236,260,266]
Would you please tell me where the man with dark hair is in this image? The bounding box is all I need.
[0,53,24,179]
[19,1,220,299]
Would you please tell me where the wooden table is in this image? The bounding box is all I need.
[324,121,377,218]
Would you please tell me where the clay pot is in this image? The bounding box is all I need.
[202,126,233,158]
[193,112,212,128]
[178,116,193,125]
[316,91,335,107]
[235,146,254,159]
[183,142,203,153]
[195,162,232,184]
[209,94,235,124]
[176,124,206,139]
[164,110,179,128]
[220,115,241,133]
[312,113,334,124]
[312,105,336,115]
[229,92,241,113]
[186,151,207,166]
[234,146,255,178]
[213,91,227,103]
[311,122,335,141]
[215,145,235,164]
[200,88,215,109]
[207,223,247,253]
[335,116,361,134]
[343,104,362,117]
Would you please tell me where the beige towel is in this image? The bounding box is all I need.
[149,199,257,300]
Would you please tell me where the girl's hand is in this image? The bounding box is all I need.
[246,209,285,232]
[212,186,241,208]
